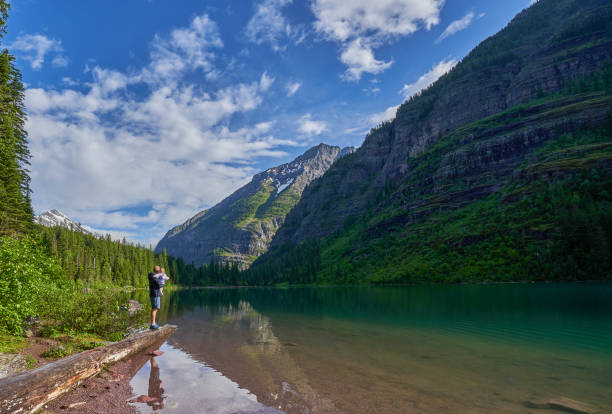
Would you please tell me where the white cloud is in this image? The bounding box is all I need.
[26,14,297,244]
[51,55,69,68]
[369,105,399,124]
[312,0,444,80]
[367,58,457,126]
[297,114,327,136]
[339,38,393,81]
[259,71,275,91]
[435,11,481,43]
[10,34,65,70]
[400,58,457,99]
[144,14,223,82]
[363,87,381,95]
[285,81,302,96]
[245,0,306,51]
[61,77,79,86]
[344,126,369,136]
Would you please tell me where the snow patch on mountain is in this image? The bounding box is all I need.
[277,177,294,194]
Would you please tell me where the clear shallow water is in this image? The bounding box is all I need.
[128,283,612,413]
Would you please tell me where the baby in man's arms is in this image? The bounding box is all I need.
[154,268,170,295]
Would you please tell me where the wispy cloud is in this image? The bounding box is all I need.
[369,105,398,124]
[10,34,67,70]
[298,113,327,136]
[435,11,483,44]
[400,58,457,99]
[285,81,302,96]
[51,55,69,68]
[144,14,223,82]
[245,0,306,51]
[312,0,444,80]
[259,71,275,91]
[368,58,457,124]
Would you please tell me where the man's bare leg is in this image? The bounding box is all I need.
[151,308,158,326]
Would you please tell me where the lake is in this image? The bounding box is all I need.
[128,283,612,413]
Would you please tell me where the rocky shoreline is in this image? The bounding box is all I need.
[0,326,175,414]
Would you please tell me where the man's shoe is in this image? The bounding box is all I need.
[150,324,159,330]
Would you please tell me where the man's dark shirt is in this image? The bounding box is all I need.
[148,272,161,297]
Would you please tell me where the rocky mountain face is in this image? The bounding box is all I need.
[156,144,346,267]
[335,146,357,160]
[253,0,612,282]
[35,209,91,235]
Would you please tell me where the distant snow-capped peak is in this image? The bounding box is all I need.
[35,209,92,235]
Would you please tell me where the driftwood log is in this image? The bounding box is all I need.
[0,324,176,414]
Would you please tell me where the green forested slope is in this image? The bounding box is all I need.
[248,0,612,285]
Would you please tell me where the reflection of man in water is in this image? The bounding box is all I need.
[148,357,165,410]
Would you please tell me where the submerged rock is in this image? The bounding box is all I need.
[524,397,597,414]
[549,397,597,414]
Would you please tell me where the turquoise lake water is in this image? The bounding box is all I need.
[128,283,612,413]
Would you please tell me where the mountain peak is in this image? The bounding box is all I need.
[155,143,342,267]
[35,210,92,235]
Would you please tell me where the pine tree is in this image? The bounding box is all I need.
[0,1,32,234]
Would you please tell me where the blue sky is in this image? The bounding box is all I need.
[7,0,535,245]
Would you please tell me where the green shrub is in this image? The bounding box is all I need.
[40,288,145,341]
[0,236,66,335]
[41,345,68,359]
[0,334,26,353]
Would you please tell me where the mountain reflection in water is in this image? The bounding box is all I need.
[127,285,612,413]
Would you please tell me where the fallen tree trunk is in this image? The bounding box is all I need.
[0,324,176,414]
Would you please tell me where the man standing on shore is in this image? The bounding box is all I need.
[148,265,162,329]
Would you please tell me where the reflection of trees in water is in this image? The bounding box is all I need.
[213,300,340,414]
[134,285,611,335]
[218,301,281,352]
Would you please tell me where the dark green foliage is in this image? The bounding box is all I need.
[0,0,32,234]
[243,239,321,285]
[34,223,249,287]
[35,224,232,289]
[553,11,612,43]
[37,225,173,288]
[166,257,245,286]
[40,345,68,359]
